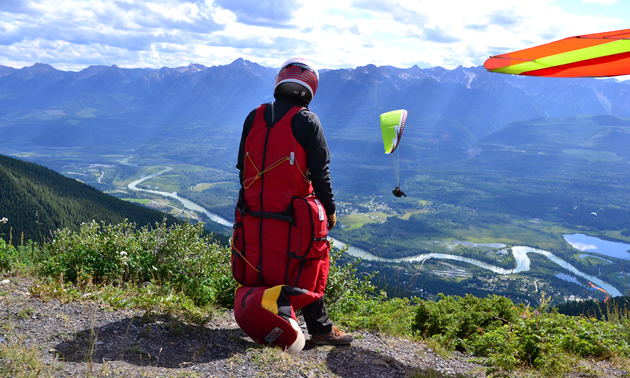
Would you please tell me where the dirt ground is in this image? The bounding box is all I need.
[1,277,628,377]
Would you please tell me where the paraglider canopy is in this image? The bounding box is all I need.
[484,28,630,78]
[380,109,407,154]
[380,109,408,197]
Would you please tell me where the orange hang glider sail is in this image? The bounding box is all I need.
[484,28,630,78]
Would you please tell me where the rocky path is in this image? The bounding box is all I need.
[1,278,627,377]
[0,277,485,377]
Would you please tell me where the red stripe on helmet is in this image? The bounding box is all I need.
[275,59,319,99]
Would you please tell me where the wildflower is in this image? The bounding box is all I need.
[0,217,7,225]
[119,251,129,266]
[533,310,540,317]
[153,266,158,271]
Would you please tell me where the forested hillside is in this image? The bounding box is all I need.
[0,154,176,242]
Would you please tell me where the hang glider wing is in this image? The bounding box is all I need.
[484,28,630,78]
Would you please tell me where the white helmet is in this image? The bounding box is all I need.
[274,58,319,104]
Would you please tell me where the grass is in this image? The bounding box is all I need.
[122,198,153,205]
[0,337,63,377]
[576,254,613,266]
[2,220,630,376]
[399,208,430,220]
[137,174,180,192]
[191,182,233,192]
[339,212,390,231]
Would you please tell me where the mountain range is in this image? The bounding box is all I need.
[1,59,629,173]
[2,59,630,303]
[1,59,630,229]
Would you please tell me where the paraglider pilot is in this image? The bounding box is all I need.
[233,58,353,348]
[392,186,407,198]
[380,109,408,199]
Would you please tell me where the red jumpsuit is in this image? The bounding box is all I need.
[232,102,332,349]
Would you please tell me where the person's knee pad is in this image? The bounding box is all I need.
[234,285,305,353]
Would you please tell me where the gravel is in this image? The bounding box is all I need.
[1,277,628,377]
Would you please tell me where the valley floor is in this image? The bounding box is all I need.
[1,277,628,377]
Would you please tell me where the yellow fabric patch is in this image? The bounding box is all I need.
[261,285,283,315]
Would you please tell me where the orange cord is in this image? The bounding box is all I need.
[243,152,309,189]
[233,247,260,273]
[294,159,310,183]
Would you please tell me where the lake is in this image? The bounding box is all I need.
[563,233,630,261]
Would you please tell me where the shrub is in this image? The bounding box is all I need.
[0,238,16,271]
[40,219,235,306]
[413,293,630,375]
[325,245,376,305]
[325,246,417,336]
[413,293,521,350]
[330,291,417,336]
[0,238,38,274]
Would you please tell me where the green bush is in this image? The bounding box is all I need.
[325,246,376,305]
[40,219,235,306]
[330,291,417,336]
[412,293,630,375]
[466,311,630,375]
[413,293,521,350]
[325,246,417,336]
[0,238,16,271]
[0,238,38,274]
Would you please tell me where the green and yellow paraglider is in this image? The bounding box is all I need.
[379,109,408,197]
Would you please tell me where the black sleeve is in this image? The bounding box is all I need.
[293,110,336,215]
[236,109,257,187]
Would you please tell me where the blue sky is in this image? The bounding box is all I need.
[0,0,628,71]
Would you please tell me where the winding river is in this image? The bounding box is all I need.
[124,164,623,297]
[329,240,622,297]
[126,166,232,227]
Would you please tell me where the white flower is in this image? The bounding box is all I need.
[120,251,127,256]
[152,266,158,271]
[0,217,7,224]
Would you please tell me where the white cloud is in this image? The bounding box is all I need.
[570,242,598,251]
[0,0,627,71]
[213,0,300,28]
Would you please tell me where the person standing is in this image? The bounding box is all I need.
[234,58,352,346]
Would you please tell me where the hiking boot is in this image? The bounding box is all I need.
[310,326,353,346]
